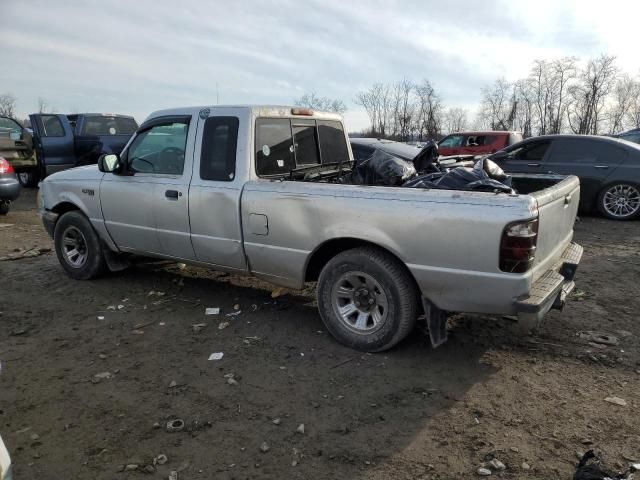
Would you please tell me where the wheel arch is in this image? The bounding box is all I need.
[304,237,422,304]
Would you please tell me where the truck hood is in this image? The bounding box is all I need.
[44,164,104,182]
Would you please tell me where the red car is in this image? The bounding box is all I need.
[438,131,523,156]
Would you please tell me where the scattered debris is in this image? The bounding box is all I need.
[169,471,178,480]
[30,433,40,441]
[168,380,178,388]
[604,396,627,406]
[208,352,224,361]
[574,450,618,480]
[97,316,105,320]
[227,377,239,386]
[272,418,281,425]
[148,290,166,297]
[218,321,230,330]
[260,441,270,453]
[166,419,185,433]
[296,424,305,434]
[131,330,145,335]
[192,323,207,333]
[271,287,287,298]
[521,462,531,470]
[488,459,505,471]
[477,467,492,476]
[117,304,125,310]
[9,326,29,336]
[330,358,354,369]
[233,304,240,310]
[579,331,619,346]
[93,372,113,380]
[205,307,220,315]
[226,311,241,317]
[154,454,168,466]
[124,464,139,472]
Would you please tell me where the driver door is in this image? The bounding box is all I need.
[100,115,196,260]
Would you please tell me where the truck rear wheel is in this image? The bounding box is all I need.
[317,247,419,352]
[54,211,106,280]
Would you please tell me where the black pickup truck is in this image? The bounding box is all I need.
[7,113,138,187]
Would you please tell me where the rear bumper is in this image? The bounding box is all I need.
[514,242,583,319]
[0,175,21,201]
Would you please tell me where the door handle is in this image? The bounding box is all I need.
[594,165,609,169]
[527,163,540,167]
[165,190,180,199]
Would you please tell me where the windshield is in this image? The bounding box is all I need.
[0,117,22,139]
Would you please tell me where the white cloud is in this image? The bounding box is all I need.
[0,0,636,130]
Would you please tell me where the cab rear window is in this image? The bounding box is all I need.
[255,118,348,177]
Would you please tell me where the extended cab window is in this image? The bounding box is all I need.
[292,120,320,166]
[200,116,239,181]
[126,121,188,175]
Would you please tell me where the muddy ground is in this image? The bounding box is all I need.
[0,190,639,480]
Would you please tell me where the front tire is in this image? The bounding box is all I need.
[317,247,419,352]
[0,201,9,215]
[597,183,640,220]
[54,211,106,279]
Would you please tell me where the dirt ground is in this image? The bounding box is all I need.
[1,190,639,480]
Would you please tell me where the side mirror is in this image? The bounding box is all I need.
[98,153,121,173]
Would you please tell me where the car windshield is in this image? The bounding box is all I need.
[0,117,22,138]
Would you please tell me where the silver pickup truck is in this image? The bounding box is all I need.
[39,105,582,352]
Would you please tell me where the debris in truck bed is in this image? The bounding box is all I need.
[349,149,416,186]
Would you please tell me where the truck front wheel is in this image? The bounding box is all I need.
[54,211,106,280]
[317,247,419,352]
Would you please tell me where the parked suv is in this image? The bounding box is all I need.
[438,131,523,156]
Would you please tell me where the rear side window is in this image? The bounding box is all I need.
[438,135,464,148]
[256,118,295,176]
[40,115,65,137]
[82,116,138,136]
[508,140,551,161]
[318,120,349,163]
[546,139,601,164]
[200,116,239,181]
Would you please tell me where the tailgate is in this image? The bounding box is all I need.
[530,175,580,281]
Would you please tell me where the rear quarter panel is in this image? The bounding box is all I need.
[241,181,538,314]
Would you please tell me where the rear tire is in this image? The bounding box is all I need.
[0,201,9,215]
[317,247,419,352]
[597,182,640,220]
[18,169,39,188]
[54,211,106,280]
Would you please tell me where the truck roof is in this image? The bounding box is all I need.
[146,105,343,123]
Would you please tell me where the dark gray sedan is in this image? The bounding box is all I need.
[491,135,640,220]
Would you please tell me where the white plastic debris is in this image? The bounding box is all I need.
[192,323,207,333]
[97,316,105,320]
[205,307,220,315]
[226,311,241,317]
[94,372,113,379]
[208,352,224,361]
[604,396,627,406]
[117,304,125,310]
[218,321,230,330]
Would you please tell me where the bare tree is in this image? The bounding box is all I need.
[414,79,442,139]
[0,93,17,118]
[567,54,618,134]
[443,107,468,133]
[626,78,640,129]
[607,74,636,133]
[513,79,534,137]
[38,97,51,114]
[293,92,347,114]
[389,78,415,141]
[479,78,514,130]
[355,83,392,137]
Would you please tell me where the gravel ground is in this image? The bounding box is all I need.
[0,189,639,480]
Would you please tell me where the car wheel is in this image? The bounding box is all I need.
[18,170,39,188]
[597,183,640,220]
[54,211,106,279]
[0,201,9,215]
[317,247,419,352]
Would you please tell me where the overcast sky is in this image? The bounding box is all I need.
[1,0,638,130]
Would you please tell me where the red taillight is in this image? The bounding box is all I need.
[500,219,538,273]
[0,157,14,174]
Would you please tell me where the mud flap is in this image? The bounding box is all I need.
[422,298,448,348]
[103,246,130,272]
